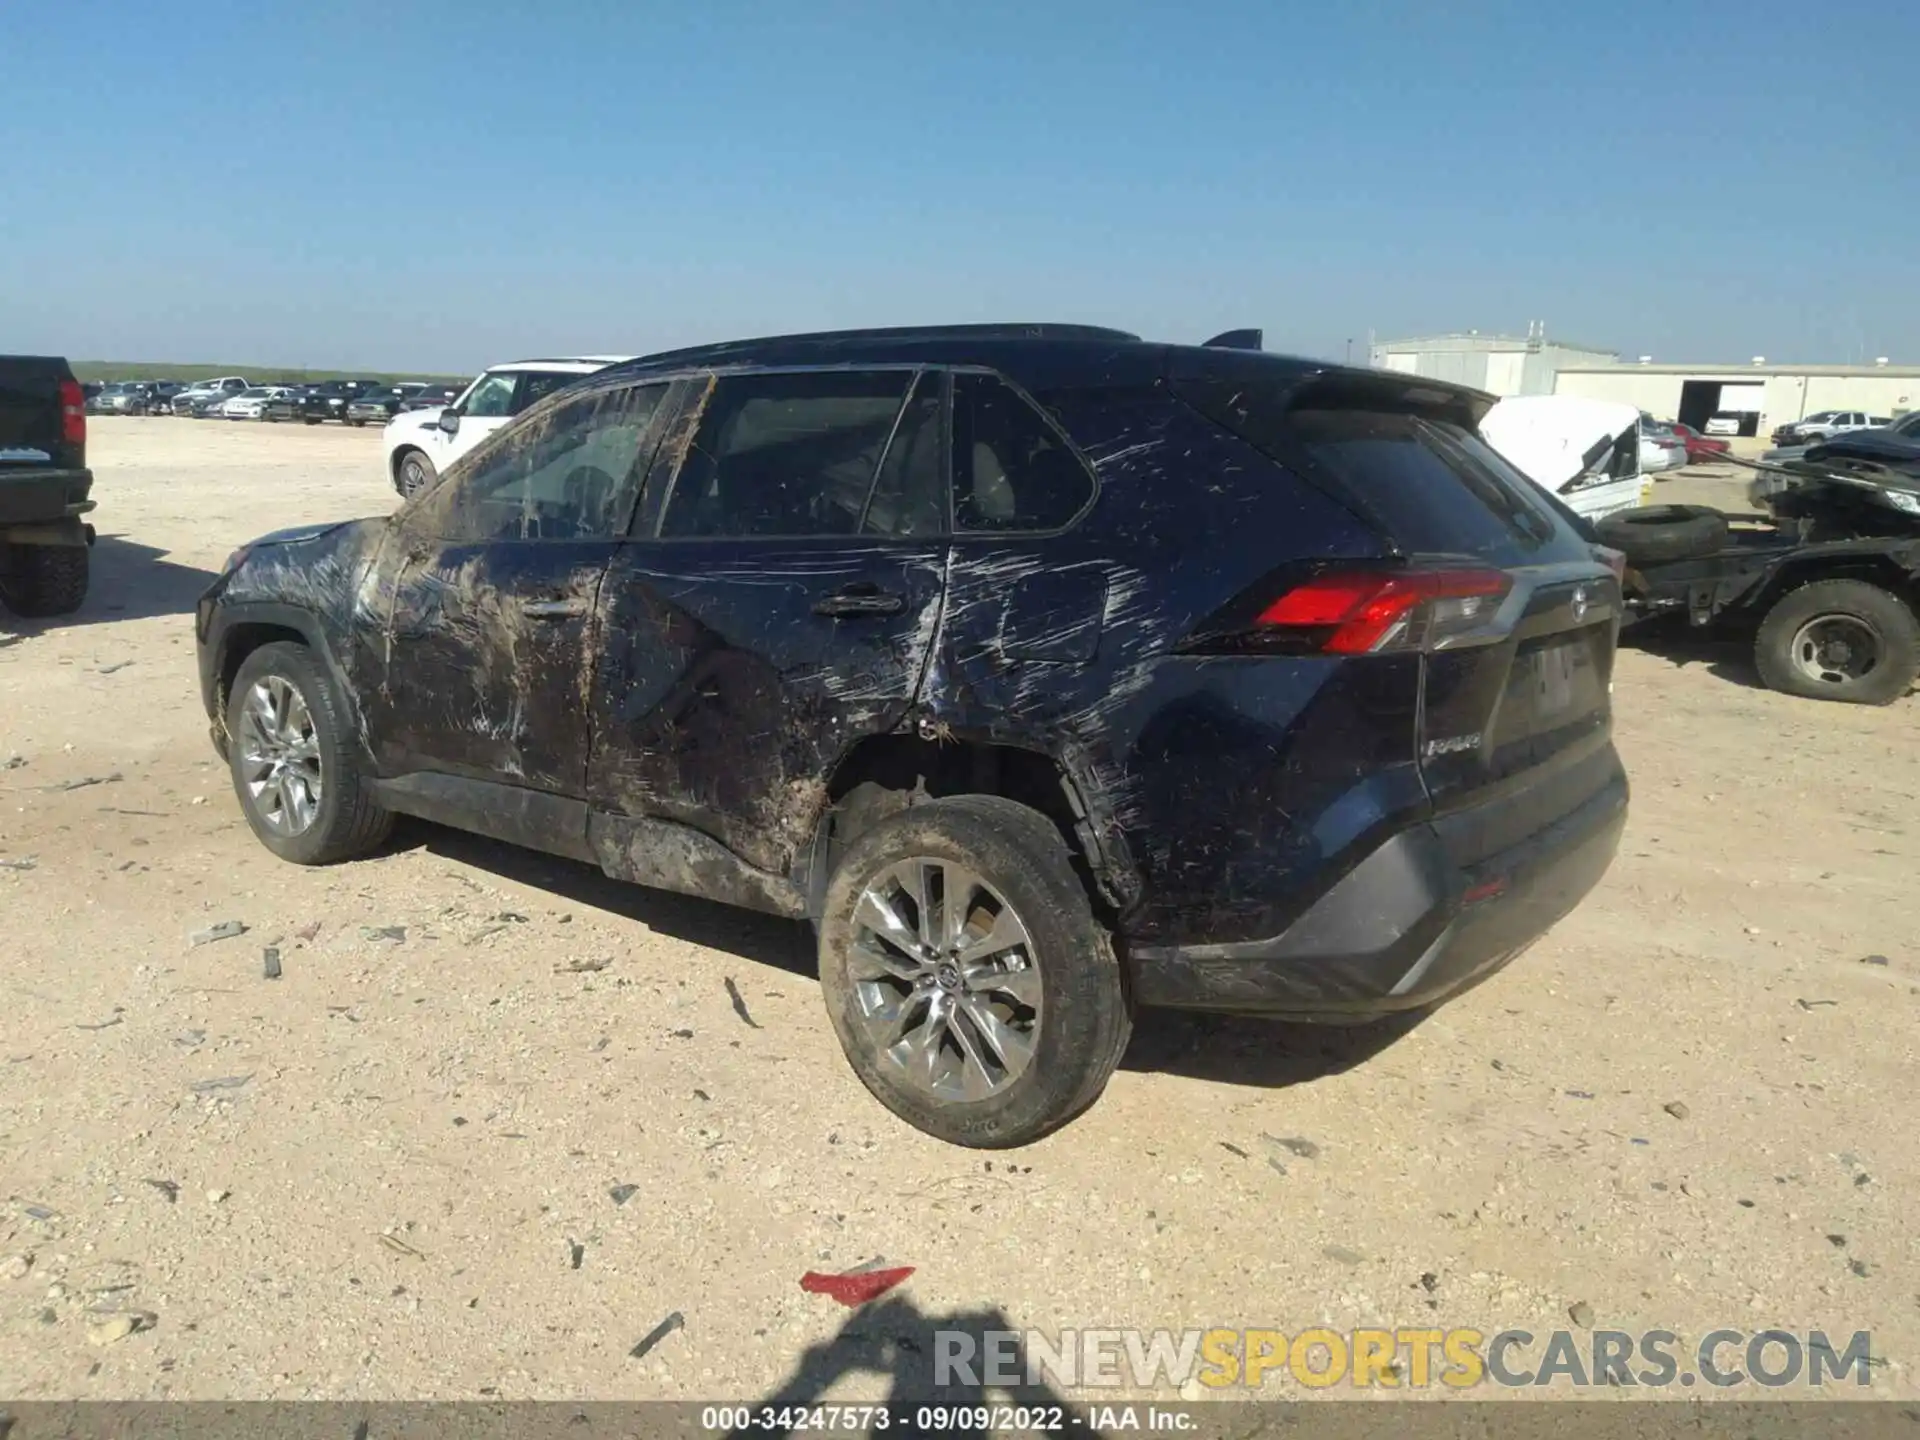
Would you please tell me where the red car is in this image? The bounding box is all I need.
[1671,422,1731,464]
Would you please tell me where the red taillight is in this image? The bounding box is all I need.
[1462,876,1508,905]
[58,379,85,448]
[1257,568,1511,654]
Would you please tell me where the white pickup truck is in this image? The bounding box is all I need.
[1479,396,1650,524]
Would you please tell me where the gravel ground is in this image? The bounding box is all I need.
[0,421,1914,1403]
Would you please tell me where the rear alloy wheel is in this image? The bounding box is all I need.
[849,858,1043,1101]
[1754,579,1919,705]
[817,795,1130,1147]
[226,642,393,863]
[398,449,437,499]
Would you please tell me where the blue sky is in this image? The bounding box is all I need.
[3,0,1912,373]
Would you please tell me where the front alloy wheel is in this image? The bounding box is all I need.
[224,641,393,864]
[236,674,323,835]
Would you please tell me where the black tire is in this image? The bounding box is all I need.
[396,448,437,499]
[1753,580,1919,706]
[0,544,88,617]
[303,417,322,426]
[816,794,1131,1147]
[224,641,393,864]
[1595,504,1729,565]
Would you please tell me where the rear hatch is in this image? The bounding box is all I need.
[1175,366,1620,856]
[0,357,83,470]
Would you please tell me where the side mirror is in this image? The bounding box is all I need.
[437,409,460,435]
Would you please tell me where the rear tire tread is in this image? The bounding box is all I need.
[0,545,88,617]
[816,793,1130,1147]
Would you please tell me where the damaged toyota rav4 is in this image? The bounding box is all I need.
[196,324,1628,1146]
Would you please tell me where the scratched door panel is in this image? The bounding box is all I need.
[356,539,611,791]
[587,540,947,875]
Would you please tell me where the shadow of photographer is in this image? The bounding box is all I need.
[734,1295,1099,1438]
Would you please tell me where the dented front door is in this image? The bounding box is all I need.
[353,383,670,793]
[586,368,949,878]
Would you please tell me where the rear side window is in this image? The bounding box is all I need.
[660,370,918,539]
[861,370,945,537]
[951,373,1095,533]
[515,371,575,415]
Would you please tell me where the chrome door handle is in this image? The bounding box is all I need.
[520,598,588,619]
[812,584,905,618]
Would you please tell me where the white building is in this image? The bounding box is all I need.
[1551,361,1920,437]
[1369,326,1618,397]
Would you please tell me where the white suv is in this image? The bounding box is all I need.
[382,356,631,497]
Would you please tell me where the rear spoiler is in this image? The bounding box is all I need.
[1169,348,1495,427]
[1202,329,1264,351]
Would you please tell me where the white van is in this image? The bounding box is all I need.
[1480,396,1650,524]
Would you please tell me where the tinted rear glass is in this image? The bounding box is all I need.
[1179,378,1590,564]
[1292,410,1588,562]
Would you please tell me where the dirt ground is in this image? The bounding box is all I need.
[0,420,1915,1403]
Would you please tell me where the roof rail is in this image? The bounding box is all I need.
[1202,329,1264,351]
[625,323,1142,369]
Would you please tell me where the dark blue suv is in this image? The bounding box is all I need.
[195,324,1627,1146]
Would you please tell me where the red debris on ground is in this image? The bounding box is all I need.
[799,1266,916,1307]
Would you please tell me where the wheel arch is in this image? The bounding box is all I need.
[210,605,367,759]
[1743,552,1920,619]
[801,731,1141,923]
[388,443,425,490]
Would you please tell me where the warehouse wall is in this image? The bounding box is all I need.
[1556,370,1920,422]
[1552,370,1683,414]
[1792,375,1919,417]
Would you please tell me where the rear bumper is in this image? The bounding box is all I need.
[0,469,96,528]
[1127,762,1627,1018]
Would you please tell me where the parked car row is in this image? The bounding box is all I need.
[85,380,183,415]
[82,375,464,424]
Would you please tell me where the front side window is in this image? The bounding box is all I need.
[514,371,576,415]
[461,372,518,418]
[659,370,922,539]
[411,384,667,543]
[951,373,1095,533]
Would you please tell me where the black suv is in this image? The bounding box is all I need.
[195,324,1627,1146]
[297,379,387,424]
